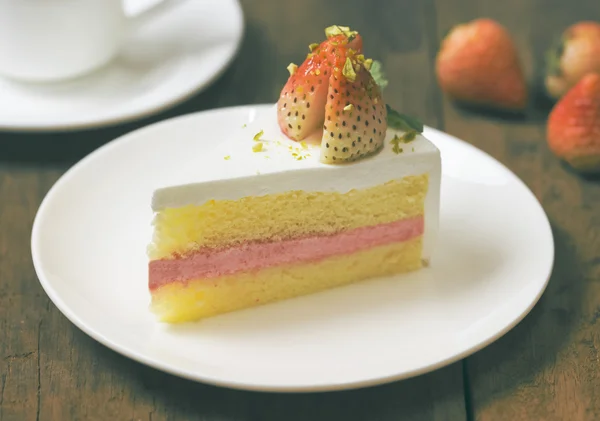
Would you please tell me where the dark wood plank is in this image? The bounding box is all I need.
[434,0,600,419]
[0,0,468,420]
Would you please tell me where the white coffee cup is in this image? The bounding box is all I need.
[0,0,183,83]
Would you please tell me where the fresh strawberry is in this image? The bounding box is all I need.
[547,73,600,172]
[320,52,386,163]
[436,18,527,110]
[545,21,600,99]
[277,25,386,163]
[277,29,362,141]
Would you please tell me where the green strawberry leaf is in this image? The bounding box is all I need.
[545,35,565,77]
[369,60,388,90]
[386,104,423,133]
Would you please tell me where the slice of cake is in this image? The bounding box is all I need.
[147,26,442,323]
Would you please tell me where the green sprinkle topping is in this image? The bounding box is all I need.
[325,25,357,40]
[253,129,264,141]
[369,60,388,89]
[389,128,418,154]
[343,103,354,112]
[390,135,403,155]
[342,57,357,82]
[252,142,264,152]
[309,43,319,52]
[386,104,423,133]
[287,63,298,76]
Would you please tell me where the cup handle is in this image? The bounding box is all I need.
[126,0,186,28]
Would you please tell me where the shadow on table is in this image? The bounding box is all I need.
[463,223,586,408]
[89,338,464,420]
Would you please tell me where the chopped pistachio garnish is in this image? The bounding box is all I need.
[356,54,365,63]
[300,141,308,149]
[287,63,298,76]
[315,69,321,75]
[342,57,356,82]
[325,25,358,40]
[309,43,319,52]
[363,58,373,71]
[224,155,231,160]
[253,129,264,141]
[390,135,403,155]
[343,103,354,112]
[252,142,264,152]
[242,123,247,128]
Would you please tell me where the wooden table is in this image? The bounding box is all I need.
[1,0,599,419]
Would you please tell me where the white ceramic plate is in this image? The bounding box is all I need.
[0,0,243,132]
[31,104,554,392]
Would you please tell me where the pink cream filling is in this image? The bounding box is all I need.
[149,216,424,290]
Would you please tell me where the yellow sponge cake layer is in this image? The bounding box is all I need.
[150,236,422,323]
[149,174,428,260]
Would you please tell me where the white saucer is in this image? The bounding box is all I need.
[0,0,243,132]
[31,104,554,392]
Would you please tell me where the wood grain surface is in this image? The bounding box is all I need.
[0,0,598,420]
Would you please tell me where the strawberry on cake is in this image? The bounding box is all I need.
[147,25,442,323]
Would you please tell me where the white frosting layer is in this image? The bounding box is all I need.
[151,104,441,260]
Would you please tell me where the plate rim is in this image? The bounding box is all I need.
[31,103,555,393]
[0,0,244,133]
